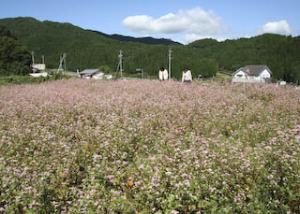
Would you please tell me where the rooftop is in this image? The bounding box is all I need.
[236,65,272,76]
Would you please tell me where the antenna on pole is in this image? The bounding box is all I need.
[168,48,172,80]
[116,50,123,78]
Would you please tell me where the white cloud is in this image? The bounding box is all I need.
[122,7,226,42]
[260,20,291,35]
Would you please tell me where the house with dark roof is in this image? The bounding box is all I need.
[232,65,272,83]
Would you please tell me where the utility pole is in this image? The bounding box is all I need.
[117,50,123,78]
[31,51,35,65]
[136,68,144,79]
[58,55,62,72]
[42,55,45,64]
[64,53,67,71]
[168,48,172,80]
[57,53,67,73]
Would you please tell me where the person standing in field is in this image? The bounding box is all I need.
[159,67,168,81]
[182,67,192,83]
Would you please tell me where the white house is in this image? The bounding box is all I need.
[32,64,46,72]
[232,65,272,83]
[80,69,113,80]
[80,69,105,79]
[30,64,48,78]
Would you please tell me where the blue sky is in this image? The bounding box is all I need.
[1,0,299,43]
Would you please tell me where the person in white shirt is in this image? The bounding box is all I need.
[182,68,192,83]
[159,67,168,81]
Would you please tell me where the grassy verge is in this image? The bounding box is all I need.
[0,73,72,86]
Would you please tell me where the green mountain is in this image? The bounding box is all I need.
[0,17,299,82]
[88,30,182,45]
[0,17,193,79]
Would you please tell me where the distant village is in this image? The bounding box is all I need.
[29,51,287,85]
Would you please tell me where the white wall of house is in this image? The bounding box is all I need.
[92,72,105,80]
[29,72,48,78]
[232,77,266,83]
[232,70,271,83]
[233,71,247,79]
[259,69,271,79]
[32,64,46,71]
[232,70,250,83]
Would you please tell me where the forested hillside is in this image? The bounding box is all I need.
[88,30,182,46]
[189,35,300,82]
[0,17,200,79]
[0,17,299,82]
[0,26,31,75]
